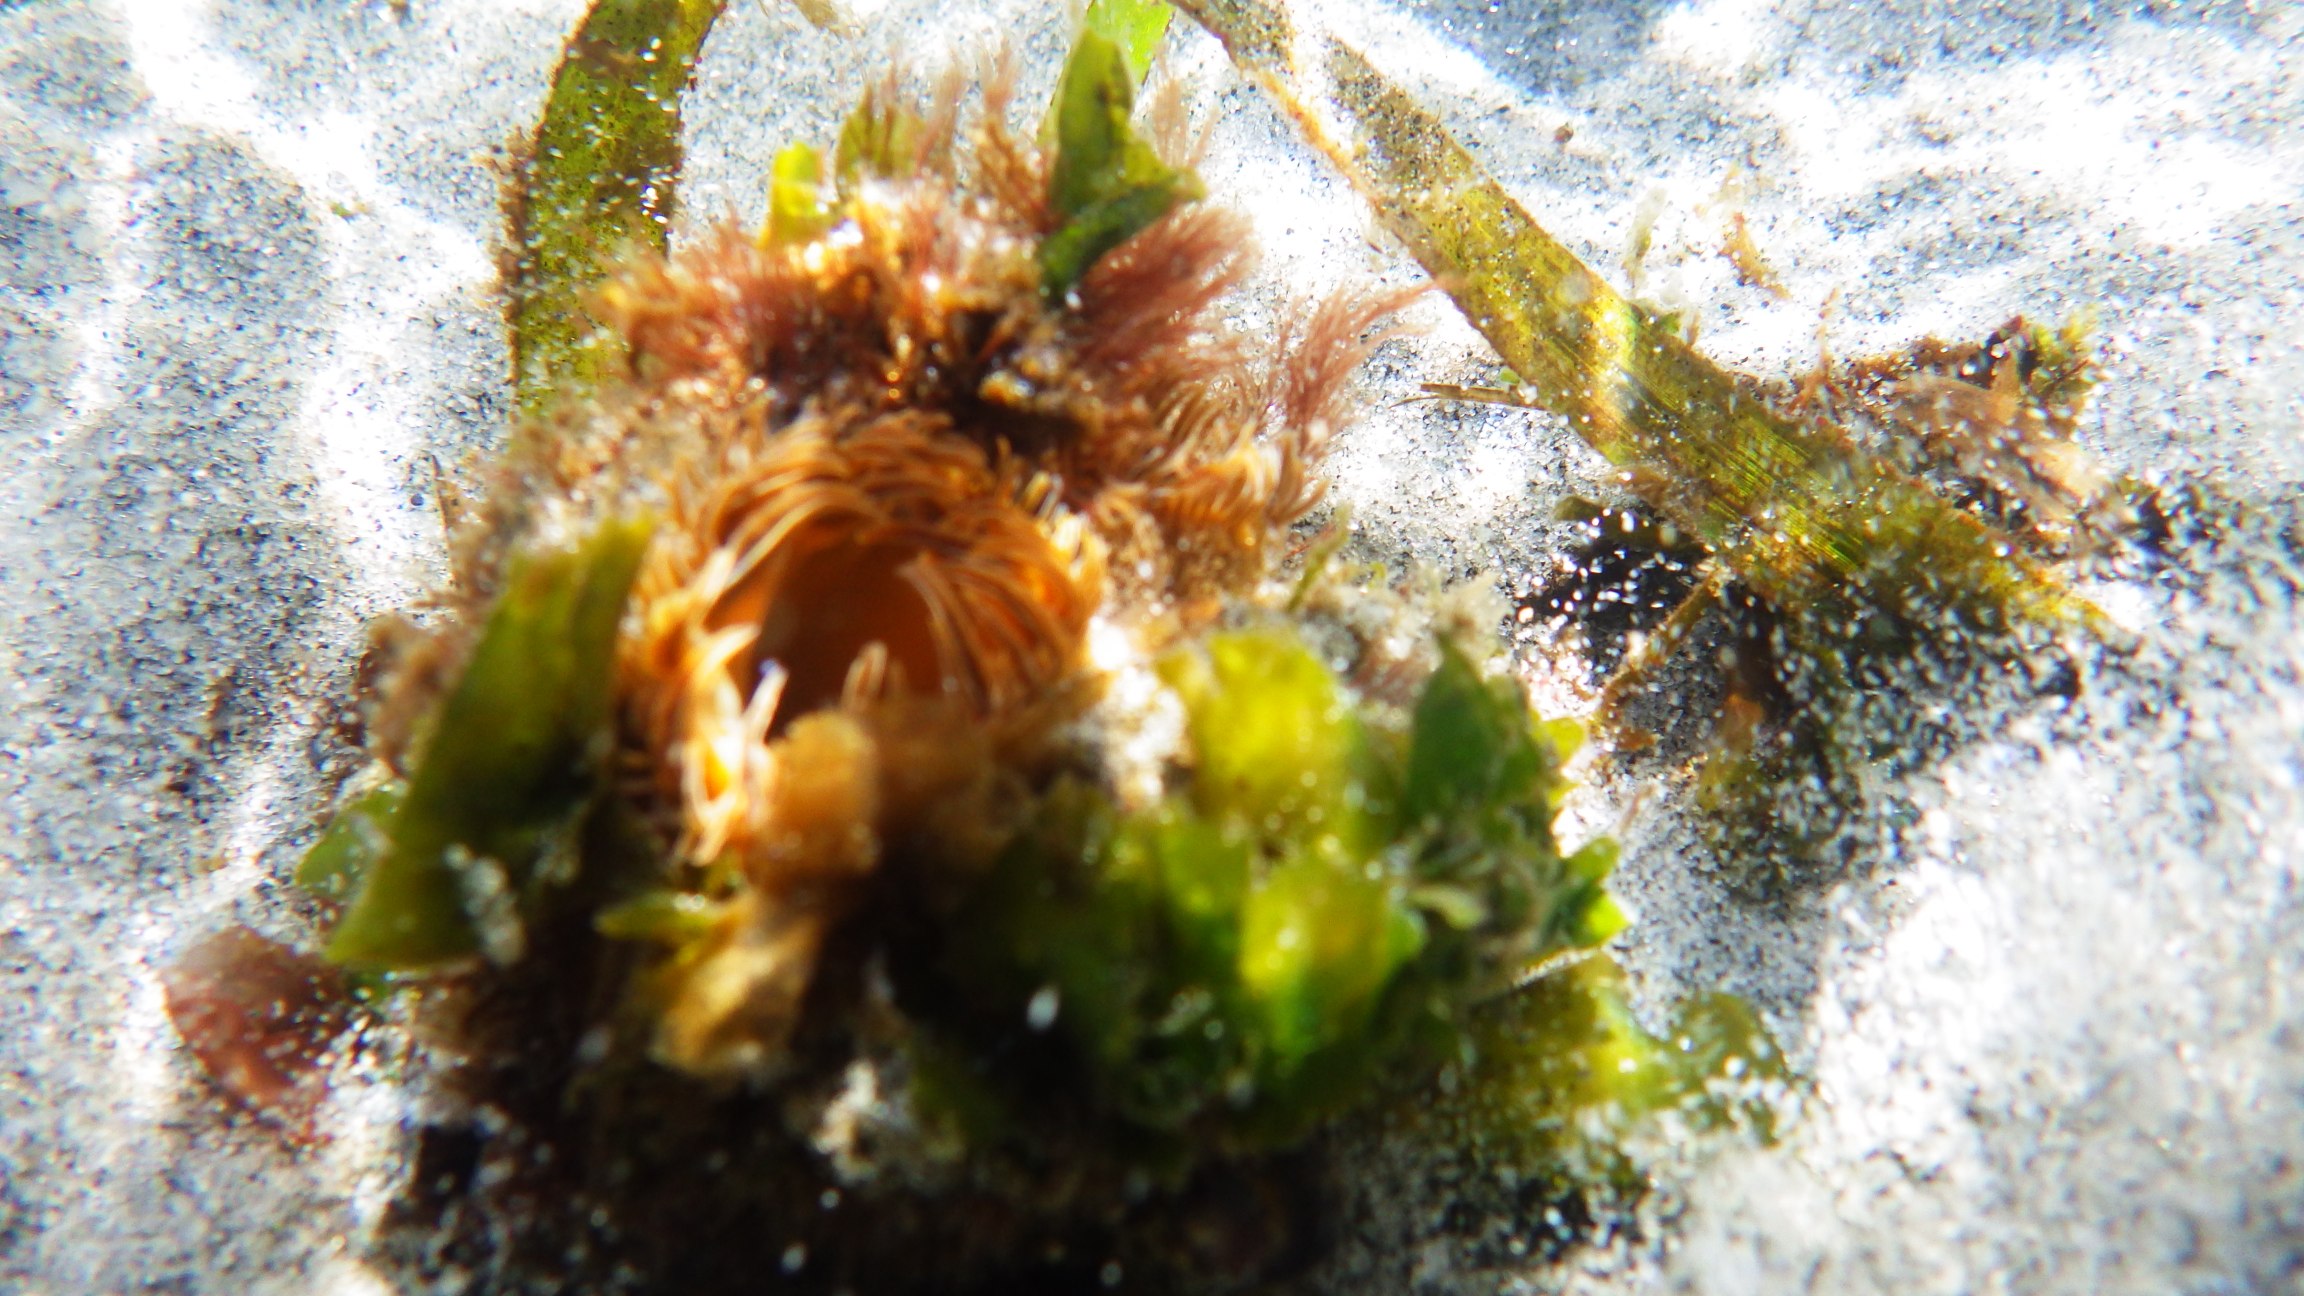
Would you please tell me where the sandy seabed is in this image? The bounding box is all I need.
[2,0,2301,1291]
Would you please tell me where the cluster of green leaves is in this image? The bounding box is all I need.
[759,3,1195,297]
[760,5,1198,297]
[1039,23,1203,295]
[299,519,652,971]
[950,627,1621,1153]
[2016,314,2098,416]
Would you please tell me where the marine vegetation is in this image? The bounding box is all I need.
[142,9,1793,1292]
[1174,0,2148,877]
[503,0,727,412]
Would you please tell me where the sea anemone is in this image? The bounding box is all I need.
[274,26,1625,1293]
[344,46,1409,1075]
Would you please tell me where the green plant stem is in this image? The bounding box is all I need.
[1173,0,2107,651]
[506,0,728,415]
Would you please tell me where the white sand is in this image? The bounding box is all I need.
[2,0,2299,1291]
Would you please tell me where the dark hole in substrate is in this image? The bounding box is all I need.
[389,1122,485,1233]
[1520,503,1707,680]
[1430,1172,1613,1272]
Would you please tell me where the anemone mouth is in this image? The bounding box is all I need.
[703,415,1101,720]
[623,406,1103,871]
[717,530,947,728]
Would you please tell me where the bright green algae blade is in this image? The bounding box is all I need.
[1084,0,1175,84]
[1173,0,2104,648]
[507,0,727,415]
[318,518,652,971]
[294,783,405,906]
[763,142,834,245]
[1041,26,1204,296]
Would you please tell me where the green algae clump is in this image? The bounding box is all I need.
[1336,952,1786,1276]
[1442,955,1781,1194]
[950,625,1622,1157]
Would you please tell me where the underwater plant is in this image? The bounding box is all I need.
[1173,0,2147,877]
[138,10,1784,1292]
